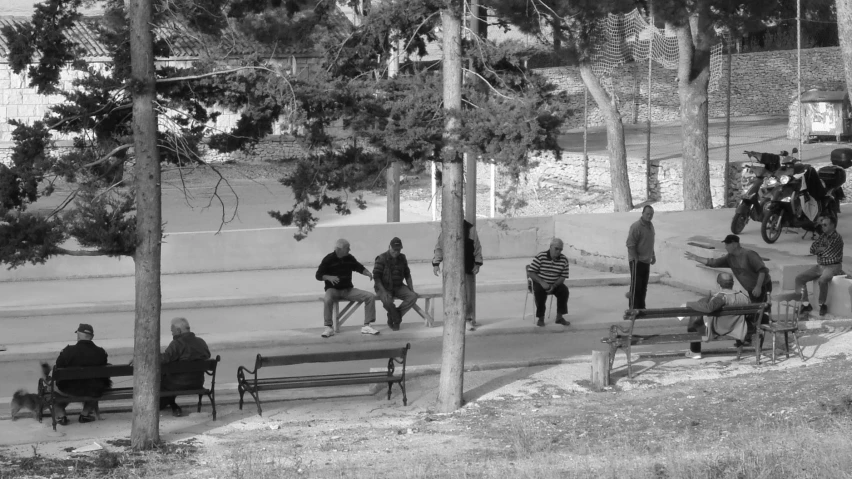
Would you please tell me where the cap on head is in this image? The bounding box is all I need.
[389,237,403,250]
[75,323,94,336]
[722,234,740,244]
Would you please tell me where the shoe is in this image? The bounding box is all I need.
[171,405,182,417]
[799,303,813,315]
[57,416,69,426]
[555,317,570,326]
[819,304,828,316]
[536,318,545,327]
[467,319,480,327]
[321,327,335,338]
[79,414,96,423]
[684,351,703,359]
[361,325,380,335]
[466,321,477,331]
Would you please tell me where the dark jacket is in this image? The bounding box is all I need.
[432,220,483,275]
[315,252,369,291]
[161,332,211,390]
[373,251,411,291]
[55,340,112,397]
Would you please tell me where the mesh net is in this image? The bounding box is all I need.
[589,8,725,92]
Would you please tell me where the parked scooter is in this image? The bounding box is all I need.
[760,148,852,244]
[730,149,794,234]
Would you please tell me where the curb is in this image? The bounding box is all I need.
[0,274,660,318]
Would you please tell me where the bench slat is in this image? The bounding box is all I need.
[260,348,408,367]
[162,359,218,374]
[52,365,134,381]
[251,372,390,385]
[626,304,767,320]
[625,333,743,345]
[250,375,402,391]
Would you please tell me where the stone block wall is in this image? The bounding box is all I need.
[540,47,846,130]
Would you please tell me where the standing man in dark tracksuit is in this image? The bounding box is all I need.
[433,219,483,331]
[626,205,656,310]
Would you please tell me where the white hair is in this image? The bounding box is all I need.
[550,238,564,247]
[171,317,191,333]
[335,238,350,249]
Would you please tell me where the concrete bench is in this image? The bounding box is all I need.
[779,263,850,317]
[323,291,441,332]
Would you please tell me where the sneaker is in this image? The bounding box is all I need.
[57,416,69,426]
[536,318,545,327]
[799,303,813,315]
[555,317,570,326]
[820,304,828,316]
[466,321,477,331]
[78,414,96,424]
[321,327,335,338]
[467,319,480,327]
[361,325,380,335]
[171,405,182,417]
[684,351,703,359]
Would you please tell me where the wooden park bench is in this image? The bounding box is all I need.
[237,343,410,416]
[324,292,440,332]
[38,356,220,430]
[601,303,769,379]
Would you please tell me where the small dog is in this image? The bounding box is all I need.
[10,390,42,421]
[10,362,51,421]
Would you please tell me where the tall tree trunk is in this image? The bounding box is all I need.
[837,0,852,103]
[436,3,466,413]
[673,15,713,210]
[128,0,163,450]
[579,64,633,212]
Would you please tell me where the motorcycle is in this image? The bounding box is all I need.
[730,149,794,234]
[760,148,852,244]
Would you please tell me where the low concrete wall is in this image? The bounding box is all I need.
[0,216,554,281]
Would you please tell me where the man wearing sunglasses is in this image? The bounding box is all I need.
[795,215,844,317]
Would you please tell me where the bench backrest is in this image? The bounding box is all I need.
[626,303,768,320]
[255,344,410,369]
[52,356,221,381]
[162,356,220,375]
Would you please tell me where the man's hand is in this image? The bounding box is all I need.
[363,271,373,281]
[650,256,656,266]
[472,265,480,275]
[752,284,762,298]
[540,280,551,291]
[324,275,340,285]
[433,265,441,276]
[684,251,701,262]
[128,359,134,366]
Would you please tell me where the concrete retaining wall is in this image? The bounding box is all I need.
[0,215,554,281]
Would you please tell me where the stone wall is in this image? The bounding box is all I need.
[540,47,846,129]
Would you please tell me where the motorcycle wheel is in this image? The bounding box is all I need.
[730,212,748,234]
[761,210,784,244]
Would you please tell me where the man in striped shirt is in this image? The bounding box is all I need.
[795,215,845,317]
[527,238,571,327]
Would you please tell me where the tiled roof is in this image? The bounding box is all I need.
[0,13,347,60]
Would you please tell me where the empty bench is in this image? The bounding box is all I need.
[325,293,440,331]
[237,343,410,416]
[38,357,220,430]
[601,304,769,379]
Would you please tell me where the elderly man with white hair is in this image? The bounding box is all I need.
[159,317,211,417]
[527,238,571,327]
[316,238,379,338]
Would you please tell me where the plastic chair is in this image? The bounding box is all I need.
[758,292,806,365]
[522,265,553,322]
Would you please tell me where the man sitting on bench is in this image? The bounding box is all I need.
[316,238,379,338]
[52,323,111,425]
[683,273,750,359]
[159,317,211,417]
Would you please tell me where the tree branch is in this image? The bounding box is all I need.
[156,66,279,84]
[53,247,116,257]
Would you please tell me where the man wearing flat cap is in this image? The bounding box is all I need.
[51,323,111,425]
[373,237,418,330]
[684,234,772,340]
